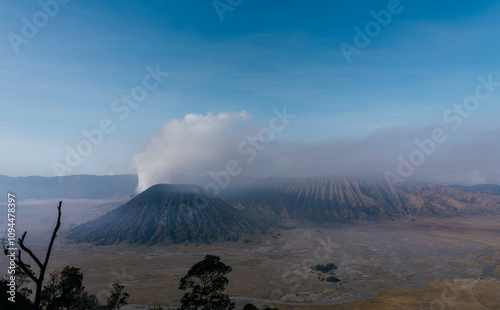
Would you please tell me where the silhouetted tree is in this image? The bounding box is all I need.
[2,200,131,309]
[178,255,235,310]
[0,278,33,309]
[77,291,100,309]
[104,282,129,310]
[41,265,99,310]
[3,201,62,310]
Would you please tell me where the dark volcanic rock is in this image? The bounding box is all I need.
[68,184,261,245]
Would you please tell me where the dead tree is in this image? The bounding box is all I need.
[3,201,62,310]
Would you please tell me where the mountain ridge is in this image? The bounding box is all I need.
[67,176,500,245]
[0,174,137,199]
[219,176,500,222]
[450,183,500,195]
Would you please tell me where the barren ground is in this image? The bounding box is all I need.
[1,199,499,309]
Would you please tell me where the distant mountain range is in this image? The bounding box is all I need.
[66,176,500,245]
[2,173,498,201]
[0,174,137,199]
[2,173,499,245]
[450,184,500,195]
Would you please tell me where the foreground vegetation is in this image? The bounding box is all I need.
[1,201,277,309]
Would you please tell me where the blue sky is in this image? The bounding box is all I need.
[1,0,500,185]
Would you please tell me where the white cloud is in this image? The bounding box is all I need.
[131,111,251,192]
[131,111,500,193]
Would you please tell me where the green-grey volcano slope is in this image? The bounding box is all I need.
[68,184,263,245]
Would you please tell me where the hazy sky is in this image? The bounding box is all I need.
[1,0,500,187]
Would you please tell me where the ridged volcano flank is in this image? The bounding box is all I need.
[68,184,259,245]
[220,177,500,222]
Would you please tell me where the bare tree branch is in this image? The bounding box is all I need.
[2,201,63,310]
[18,232,44,269]
[43,201,62,270]
[15,250,39,285]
